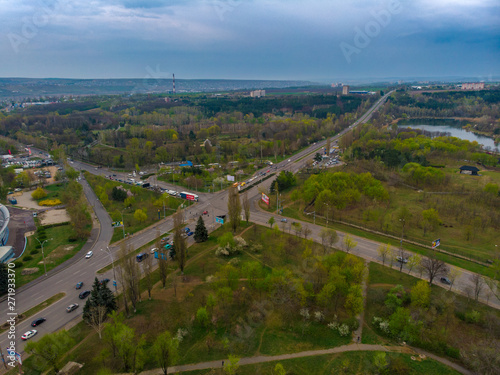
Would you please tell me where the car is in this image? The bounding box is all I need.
[202,210,208,215]
[280,218,288,223]
[99,278,110,285]
[76,282,83,289]
[14,188,22,192]
[184,227,191,233]
[396,256,408,263]
[31,318,46,327]
[440,277,452,285]
[187,231,194,236]
[66,303,79,313]
[136,253,149,262]
[288,159,291,162]
[79,290,91,299]
[85,251,93,259]
[150,247,158,254]
[21,330,38,340]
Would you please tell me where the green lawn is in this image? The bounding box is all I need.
[180,351,462,375]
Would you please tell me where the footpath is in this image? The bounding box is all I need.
[121,343,472,375]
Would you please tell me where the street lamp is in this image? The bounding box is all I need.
[399,218,405,248]
[324,203,329,227]
[35,237,52,277]
[121,211,126,239]
[100,247,118,294]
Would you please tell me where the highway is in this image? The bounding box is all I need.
[1,91,497,361]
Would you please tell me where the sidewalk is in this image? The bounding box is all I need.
[120,343,472,375]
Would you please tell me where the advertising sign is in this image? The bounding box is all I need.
[261,193,270,205]
[431,239,440,249]
[227,175,235,182]
[215,216,225,224]
[185,194,195,201]
[112,221,123,228]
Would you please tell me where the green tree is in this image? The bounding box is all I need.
[227,186,241,232]
[83,277,117,335]
[65,167,79,181]
[406,253,421,275]
[274,363,286,375]
[422,208,441,235]
[410,280,430,308]
[194,215,208,243]
[377,243,391,265]
[343,234,358,253]
[373,352,388,374]
[242,191,250,224]
[31,187,47,200]
[196,307,210,327]
[223,355,240,375]
[345,284,364,316]
[268,216,275,228]
[314,153,323,162]
[115,324,146,372]
[25,330,74,374]
[111,186,127,201]
[152,331,179,375]
[134,209,147,223]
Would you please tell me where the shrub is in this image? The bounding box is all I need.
[465,310,481,324]
[39,199,62,206]
[31,187,48,200]
[13,261,23,268]
[30,249,39,255]
[23,255,33,262]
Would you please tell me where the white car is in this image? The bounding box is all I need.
[21,330,37,341]
[150,247,158,254]
[85,251,93,259]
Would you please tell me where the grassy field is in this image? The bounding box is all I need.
[180,351,462,375]
[84,172,184,244]
[15,223,87,287]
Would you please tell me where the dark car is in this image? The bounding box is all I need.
[187,231,194,236]
[99,278,110,285]
[79,290,91,299]
[184,227,191,233]
[31,317,46,327]
[76,282,83,289]
[440,277,452,285]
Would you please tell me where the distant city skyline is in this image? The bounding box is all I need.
[1,0,498,81]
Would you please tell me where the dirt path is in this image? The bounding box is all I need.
[129,343,472,375]
[352,260,369,344]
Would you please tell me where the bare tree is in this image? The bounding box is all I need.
[116,244,130,316]
[122,245,141,313]
[377,243,390,266]
[303,224,312,240]
[396,247,409,272]
[448,267,462,291]
[421,256,449,284]
[173,209,186,274]
[86,305,108,339]
[471,273,485,301]
[293,222,302,237]
[242,191,250,224]
[227,186,241,233]
[143,251,154,300]
[328,229,338,251]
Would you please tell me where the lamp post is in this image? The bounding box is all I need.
[35,237,51,277]
[324,203,329,227]
[121,211,126,239]
[399,218,405,248]
[101,247,118,294]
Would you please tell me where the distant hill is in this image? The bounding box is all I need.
[0,78,317,100]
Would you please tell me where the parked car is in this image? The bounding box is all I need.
[136,253,149,262]
[202,211,208,215]
[66,303,79,313]
[85,251,93,259]
[150,247,158,254]
[76,282,83,289]
[440,277,452,285]
[187,231,194,236]
[184,227,191,233]
[99,278,110,285]
[21,330,38,341]
[31,318,46,327]
[280,218,288,223]
[79,290,91,299]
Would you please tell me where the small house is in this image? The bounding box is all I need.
[459,166,480,175]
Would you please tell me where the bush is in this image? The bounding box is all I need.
[13,261,23,268]
[31,187,48,200]
[343,316,360,331]
[68,235,78,242]
[465,310,481,324]
[39,199,62,206]
[30,249,39,255]
[23,255,33,262]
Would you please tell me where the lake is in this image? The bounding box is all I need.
[397,119,498,152]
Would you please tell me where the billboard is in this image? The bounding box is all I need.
[227,175,235,182]
[185,194,195,201]
[431,239,440,249]
[112,221,123,228]
[261,193,270,205]
[216,215,225,224]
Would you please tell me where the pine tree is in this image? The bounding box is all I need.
[83,277,117,323]
[194,215,208,243]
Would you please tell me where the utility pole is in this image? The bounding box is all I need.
[121,211,126,239]
[100,247,118,294]
[324,203,329,228]
[35,238,51,277]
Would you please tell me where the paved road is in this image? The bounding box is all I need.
[2,91,497,362]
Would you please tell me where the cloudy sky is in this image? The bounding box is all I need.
[1,0,499,81]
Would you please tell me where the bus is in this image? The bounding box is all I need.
[179,192,199,202]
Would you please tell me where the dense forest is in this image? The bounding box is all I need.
[0,93,377,168]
